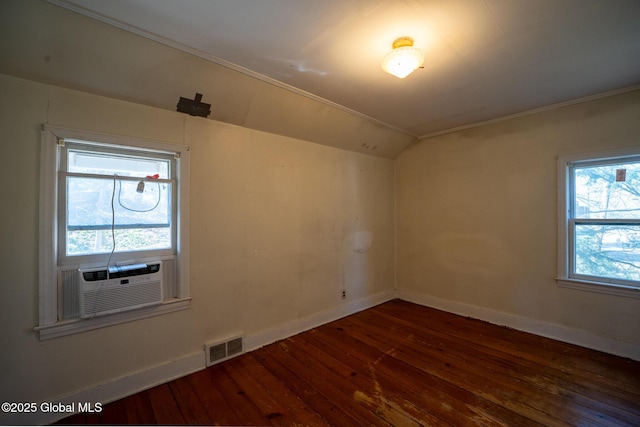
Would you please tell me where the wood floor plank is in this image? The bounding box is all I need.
[262,338,399,426]
[169,376,216,425]
[55,300,640,426]
[254,345,366,427]
[209,363,272,426]
[185,367,242,426]
[339,309,637,427]
[122,391,157,424]
[350,307,640,425]
[226,350,329,426]
[288,332,446,427]
[377,300,640,394]
[378,303,640,425]
[325,322,544,426]
[302,331,493,427]
[371,301,637,401]
[306,322,546,427]
[385,302,640,421]
[146,383,185,425]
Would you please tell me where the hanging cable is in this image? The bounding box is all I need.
[89,175,117,318]
[106,175,117,278]
[117,180,161,212]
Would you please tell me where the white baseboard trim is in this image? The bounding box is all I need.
[395,289,640,361]
[4,291,394,426]
[1,351,205,426]
[12,288,633,426]
[244,290,395,352]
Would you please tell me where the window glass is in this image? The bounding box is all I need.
[66,177,172,255]
[574,162,640,219]
[68,149,169,178]
[571,159,640,284]
[63,144,174,257]
[574,223,640,282]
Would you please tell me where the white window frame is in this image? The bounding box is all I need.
[37,125,191,339]
[557,147,640,299]
[59,140,177,265]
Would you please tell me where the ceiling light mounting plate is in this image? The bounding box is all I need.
[392,36,414,49]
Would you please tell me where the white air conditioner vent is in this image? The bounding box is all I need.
[205,336,244,367]
[78,262,163,318]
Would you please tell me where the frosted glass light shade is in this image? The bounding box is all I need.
[381,37,424,79]
[381,46,424,78]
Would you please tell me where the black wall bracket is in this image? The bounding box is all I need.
[177,93,211,118]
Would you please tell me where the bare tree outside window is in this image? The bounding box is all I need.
[573,161,640,283]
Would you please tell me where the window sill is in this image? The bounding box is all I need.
[556,278,640,299]
[35,298,191,340]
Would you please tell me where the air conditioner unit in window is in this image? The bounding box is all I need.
[78,262,163,318]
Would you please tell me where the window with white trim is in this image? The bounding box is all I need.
[558,148,640,298]
[38,126,190,339]
[62,141,175,263]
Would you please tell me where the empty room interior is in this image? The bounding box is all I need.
[1,0,639,425]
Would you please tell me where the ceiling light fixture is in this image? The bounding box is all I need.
[381,37,424,79]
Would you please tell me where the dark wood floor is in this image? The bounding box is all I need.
[57,299,640,426]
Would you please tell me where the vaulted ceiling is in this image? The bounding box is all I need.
[2,0,639,159]
[51,0,640,139]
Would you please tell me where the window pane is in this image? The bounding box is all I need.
[574,161,640,219]
[68,149,170,179]
[66,176,171,255]
[67,228,172,255]
[575,223,640,282]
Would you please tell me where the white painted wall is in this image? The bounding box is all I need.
[396,89,640,355]
[0,73,395,421]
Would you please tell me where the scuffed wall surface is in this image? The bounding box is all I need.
[396,89,640,346]
[0,73,395,406]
